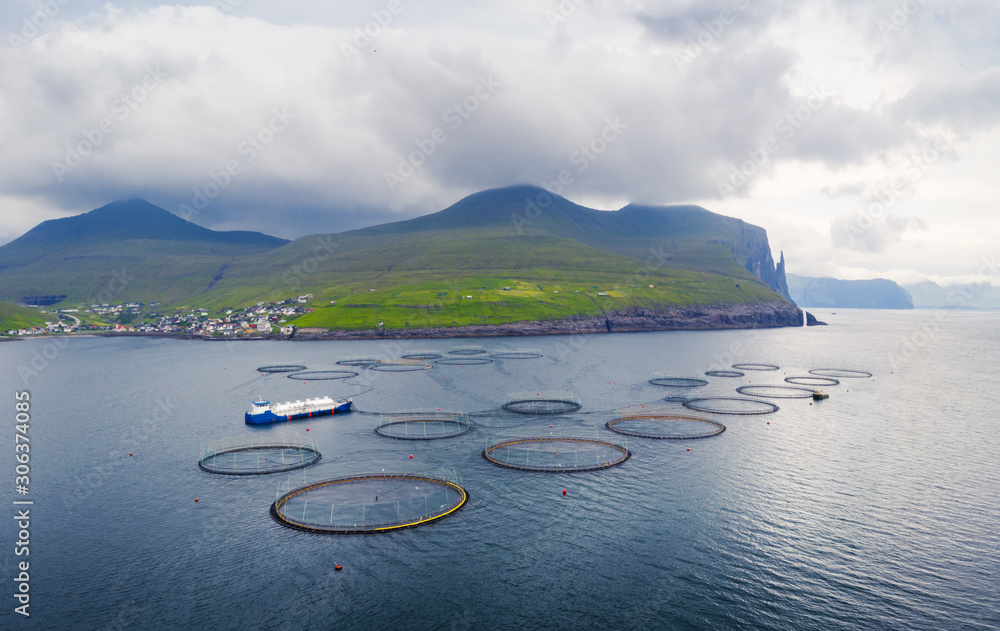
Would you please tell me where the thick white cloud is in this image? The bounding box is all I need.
[0,0,997,283]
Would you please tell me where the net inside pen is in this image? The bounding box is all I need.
[270,474,468,534]
[375,413,472,440]
[503,392,581,415]
[199,437,321,475]
[257,364,307,373]
[606,414,726,439]
[683,397,779,415]
[483,437,630,472]
[286,370,358,380]
[809,368,872,378]
[368,362,432,372]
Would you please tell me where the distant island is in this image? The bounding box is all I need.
[902,280,1000,309]
[787,274,913,309]
[0,185,802,338]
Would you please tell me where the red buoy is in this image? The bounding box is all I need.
[129,452,133,456]
[686,448,690,451]
[562,489,567,495]
[409,454,413,459]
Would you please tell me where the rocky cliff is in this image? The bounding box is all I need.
[731,224,791,301]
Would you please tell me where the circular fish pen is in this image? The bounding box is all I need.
[648,374,709,388]
[199,434,320,475]
[490,350,544,360]
[368,361,432,373]
[735,385,817,399]
[705,370,745,378]
[375,412,472,440]
[809,368,872,379]
[503,391,581,415]
[336,357,384,367]
[732,363,780,371]
[785,376,840,387]
[286,370,358,380]
[257,364,307,374]
[448,345,487,356]
[400,351,442,360]
[434,357,493,366]
[606,414,726,440]
[483,436,630,472]
[683,397,779,415]
[270,472,468,534]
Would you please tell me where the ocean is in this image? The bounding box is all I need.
[1,309,997,630]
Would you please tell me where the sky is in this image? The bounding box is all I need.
[1,0,998,287]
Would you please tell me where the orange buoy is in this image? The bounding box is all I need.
[335,565,342,571]
[195,498,199,502]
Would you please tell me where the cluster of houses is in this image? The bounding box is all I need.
[4,296,315,338]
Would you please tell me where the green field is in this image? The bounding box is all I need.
[286,270,773,330]
[0,302,50,333]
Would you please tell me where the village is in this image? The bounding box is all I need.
[4,295,315,338]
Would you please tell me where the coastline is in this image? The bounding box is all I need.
[2,301,803,342]
[290,300,803,340]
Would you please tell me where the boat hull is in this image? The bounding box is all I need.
[245,400,353,424]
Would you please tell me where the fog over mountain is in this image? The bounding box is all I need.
[1,1,999,288]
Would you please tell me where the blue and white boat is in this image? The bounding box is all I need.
[245,396,353,424]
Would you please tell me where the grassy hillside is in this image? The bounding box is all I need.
[0,302,49,332]
[198,230,774,330]
[0,187,793,331]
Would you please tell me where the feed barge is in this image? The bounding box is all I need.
[245,397,353,424]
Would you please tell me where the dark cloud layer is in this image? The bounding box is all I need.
[0,0,997,271]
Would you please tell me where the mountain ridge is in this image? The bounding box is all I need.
[0,198,288,264]
[787,274,913,309]
[0,187,799,335]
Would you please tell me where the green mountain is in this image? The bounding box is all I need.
[0,301,49,332]
[0,199,288,306]
[361,186,791,297]
[0,187,798,331]
[787,274,913,309]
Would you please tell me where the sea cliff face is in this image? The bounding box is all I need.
[290,300,802,340]
[734,226,791,301]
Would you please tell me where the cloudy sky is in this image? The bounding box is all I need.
[2,0,998,286]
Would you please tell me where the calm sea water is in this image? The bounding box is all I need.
[1,309,998,630]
